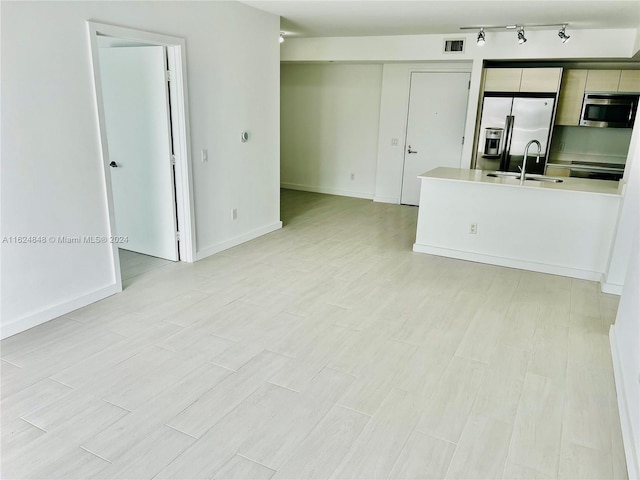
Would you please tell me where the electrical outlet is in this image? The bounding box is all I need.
[232,208,237,220]
[469,223,477,234]
[201,149,208,162]
[391,138,399,146]
[350,173,355,181]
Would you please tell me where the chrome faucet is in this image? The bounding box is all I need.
[520,140,542,185]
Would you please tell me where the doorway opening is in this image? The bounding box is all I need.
[88,22,196,290]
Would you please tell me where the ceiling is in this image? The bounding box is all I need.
[241,0,640,38]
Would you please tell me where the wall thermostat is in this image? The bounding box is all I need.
[241,131,249,143]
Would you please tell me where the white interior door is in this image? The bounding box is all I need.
[401,72,471,206]
[99,46,178,261]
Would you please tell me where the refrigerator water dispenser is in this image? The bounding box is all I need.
[483,128,503,157]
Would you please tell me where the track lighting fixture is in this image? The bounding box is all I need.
[279,32,285,43]
[461,23,570,46]
[517,27,527,44]
[477,28,486,46]
[558,25,570,43]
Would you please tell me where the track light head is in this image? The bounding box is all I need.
[477,28,486,46]
[558,25,570,43]
[517,27,527,44]
[279,32,285,43]
[461,23,571,46]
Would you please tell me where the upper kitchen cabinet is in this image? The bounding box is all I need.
[585,70,621,92]
[484,68,522,92]
[556,69,640,126]
[484,67,562,93]
[618,70,640,93]
[556,70,588,126]
[520,68,562,93]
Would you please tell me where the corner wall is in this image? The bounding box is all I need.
[1,1,281,337]
[610,227,640,479]
[603,116,640,293]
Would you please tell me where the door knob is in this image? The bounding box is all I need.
[407,146,418,154]
[109,161,118,168]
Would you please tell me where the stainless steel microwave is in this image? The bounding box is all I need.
[580,93,639,128]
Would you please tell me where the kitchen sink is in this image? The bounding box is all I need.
[486,171,520,178]
[525,174,564,183]
[486,171,563,183]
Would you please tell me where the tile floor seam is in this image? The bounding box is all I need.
[100,397,133,413]
[45,376,74,389]
[164,423,199,440]
[1,358,23,368]
[266,380,301,393]
[234,452,278,473]
[17,416,48,433]
[78,445,114,464]
[206,360,238,372]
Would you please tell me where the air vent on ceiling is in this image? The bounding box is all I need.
[443,39,465,53]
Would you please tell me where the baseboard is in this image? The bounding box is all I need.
[196,221,283,261]
[373,195,400,204]
[610,325,640,480]
[600,274,624,295]
[1,283,121,339]
[281,182,374,200]
[412,243,602,281]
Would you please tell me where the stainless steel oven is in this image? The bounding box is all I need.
[580,93,638,128]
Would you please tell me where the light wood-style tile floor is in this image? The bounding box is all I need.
[119,249,172,286]
[1,189,627,479]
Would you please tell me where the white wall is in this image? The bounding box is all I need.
[610,227,640,479]
[607,109,639,479]
[1,1,280,337]
[280,63,382,199]
[604,117,640,293]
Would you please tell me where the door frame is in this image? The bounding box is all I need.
[399,70,471,205]
[87,21,196,290]
[395,64,474,203]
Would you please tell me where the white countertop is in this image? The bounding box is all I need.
[418,167,622,197]
[548,152,627,166]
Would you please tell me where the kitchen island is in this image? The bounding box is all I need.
[413,167,622,281]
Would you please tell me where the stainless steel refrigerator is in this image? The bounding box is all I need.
[474,94,556,174]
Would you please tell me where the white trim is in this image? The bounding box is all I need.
[610,325,640,480]
[196,222,283,261]
[0,284,120,340]
[413,243,602,281]
[601,274,623,295]
[87,22,124,293]
[281,183,374,200]
[86,22,197,299]
[165,43,197,262]
[373,195,400,204]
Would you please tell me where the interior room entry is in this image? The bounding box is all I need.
[400,72,471,206]
[99,45,179,261]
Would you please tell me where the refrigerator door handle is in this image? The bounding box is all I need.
[500,115,514,171]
